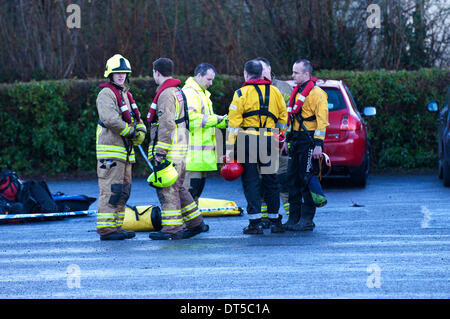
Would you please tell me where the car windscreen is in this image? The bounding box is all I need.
[322,88,346,112]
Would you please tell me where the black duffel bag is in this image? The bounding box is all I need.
[18,180,59,214]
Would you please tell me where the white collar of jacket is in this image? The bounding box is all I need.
[185,76,211,99]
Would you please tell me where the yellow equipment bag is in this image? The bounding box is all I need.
[198,198,243,217]
[123,199,242,232]
[123,205,162,232]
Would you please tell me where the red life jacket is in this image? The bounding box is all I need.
[287,77,318,119]
[99,82,141,124]
[146,78,182,124]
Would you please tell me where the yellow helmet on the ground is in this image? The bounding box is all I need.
[147,160,178,188]
[104,54,132,78]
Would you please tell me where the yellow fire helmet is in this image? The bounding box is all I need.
[147,159,178,188]
[104,54,132,78]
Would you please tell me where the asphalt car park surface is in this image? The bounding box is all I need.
[0,174,449,299]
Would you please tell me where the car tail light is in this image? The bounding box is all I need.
[340,114,361,131]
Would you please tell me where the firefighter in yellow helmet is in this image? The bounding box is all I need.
[95,54,147,240]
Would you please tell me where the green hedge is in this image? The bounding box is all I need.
[0,69,448,177]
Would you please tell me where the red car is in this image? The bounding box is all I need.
[287,79,376,186]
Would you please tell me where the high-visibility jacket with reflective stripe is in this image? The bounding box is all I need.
[182,77,225,171]
[96,86,147,163]
[292,86,329,141]
[148,85,188,162]
[226,84,288,146]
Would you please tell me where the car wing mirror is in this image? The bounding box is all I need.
[363,106,376,116]
[426,101,439,112]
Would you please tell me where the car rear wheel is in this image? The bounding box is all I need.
[349,150,369,187]
[443,159,450,187]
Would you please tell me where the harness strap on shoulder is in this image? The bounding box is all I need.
[242,84,277,128]
[174,89,190,131]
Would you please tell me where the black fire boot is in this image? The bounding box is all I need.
[243,218,264,235]
[283,207,301,229]
[120,229,136,239]
[260,217,271,229]
[270,215,285,233]
[149,230,183,240]
[182,221,210,239]
[100,231,127,241]
[286,205,316,231]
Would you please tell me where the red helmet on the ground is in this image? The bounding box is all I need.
[221,160,243,181]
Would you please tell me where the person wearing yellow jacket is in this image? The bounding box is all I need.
[96,54,147,240]
[285,59,329,231]
[182,63,227,202]
[226,60,288,235]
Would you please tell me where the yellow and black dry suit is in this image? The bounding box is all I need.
[226,83,288,226]
[286,84,329,231]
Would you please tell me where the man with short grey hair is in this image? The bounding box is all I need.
[182,63,228,202]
